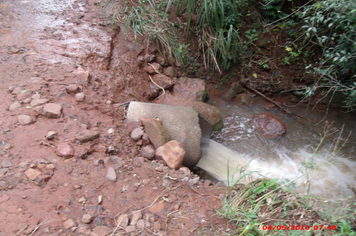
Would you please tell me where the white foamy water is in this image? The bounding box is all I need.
[198,138,356,199]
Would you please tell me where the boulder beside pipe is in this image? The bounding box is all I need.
[127,101,202,168]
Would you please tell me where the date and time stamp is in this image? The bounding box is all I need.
[261,225,337,231]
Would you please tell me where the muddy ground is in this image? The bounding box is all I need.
[0,0,237,235]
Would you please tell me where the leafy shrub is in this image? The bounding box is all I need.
[298,0,356,110]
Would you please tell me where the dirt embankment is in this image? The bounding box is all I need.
[0,0,234,235]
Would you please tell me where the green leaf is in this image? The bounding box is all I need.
[267,178,279,188]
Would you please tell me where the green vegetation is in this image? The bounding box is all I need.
[100,0,356,109]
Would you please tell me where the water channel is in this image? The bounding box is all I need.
[197,96,356,200]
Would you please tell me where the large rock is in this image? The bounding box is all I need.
[127,101,201,168]
[173,78,209,102]
[43,103,62,118]
[156,93,224,131]
[250,112,286,139]
[155,140,185,169]
[144,119,170,148]
[224,82,244,101]
[192,101,223,131]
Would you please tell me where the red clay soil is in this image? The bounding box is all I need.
[0,1,234,235]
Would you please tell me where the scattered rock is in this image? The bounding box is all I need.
[152,74,174,89]
[56,143,74,158]
[173,77,209,102]
[0,168,9,177]
[224,82,244,101]
[156,55,166,65]
[29,77,45,84]
[136,219,145,230]
[2,161,11,168]
[32,93,41,100]
[65,84,81,94]
[144,62,162,74]
[149,200,165,213]
[126,225,136,233]
[153,221,161,231]
[130,210,142,226]
[163,66,177,78]
[90,225,112,236]
[76,130,100,143]
[155,140,185,170]
[82,214,93,224]
[30,98,48,107]
[18,115,33,125]
[235,93,256,106]
[131,127,144,141]
[250,112,287,139]
[105,167,117,182]
[75,92,85,102]
[145,119,170,148]
[25,168,42,181]
[11,87,23,95]
[9,101,21,111]
[43,103,62,118]
[117,214,129,228]
[23,98,31,104]
[45,131,58,140]
[140,145,155,160]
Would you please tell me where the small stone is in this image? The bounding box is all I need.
[145,119,170,148]
[31,98,48,107]
[179,167,191,177]
[45,131,58,140]
[12,87,23,95]
[18,115,33,125]
[144,62,162,74]
[130,210,142,226]
[131,127,144,140]
[65,84,81,94]
[63,218,76,230]
[25,168,41,180]
[149,200,165,213]
[163,66,177,78]
[43,103,62,118]
[56,143,74,158]
[76,130,100,142]
[105,167,117,182]
[29,77,45,84]
[0,168,9,177]
[153,221,161,231]
[82,214,93,224]
[136,219,145,230]
[90,225,112,236]
[23,98,31,104]
[126,225,136,232]
[2,160,11,168]
[155,140,185,170]
[31,93,41,100]
[117,214,129,228]
[9,102,21,111]
[152,74,174,89]
[46,164,55,170]
[75,92,85,102]
[140,145,155,160]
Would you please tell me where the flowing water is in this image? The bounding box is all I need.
[197,97,356,200]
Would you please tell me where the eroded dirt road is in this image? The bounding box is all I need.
[0,1,231,235]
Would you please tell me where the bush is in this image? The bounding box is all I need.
[298,0,356,110]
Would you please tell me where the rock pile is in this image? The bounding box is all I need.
[130,119,185,170]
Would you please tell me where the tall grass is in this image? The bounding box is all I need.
[167,0,246,71]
